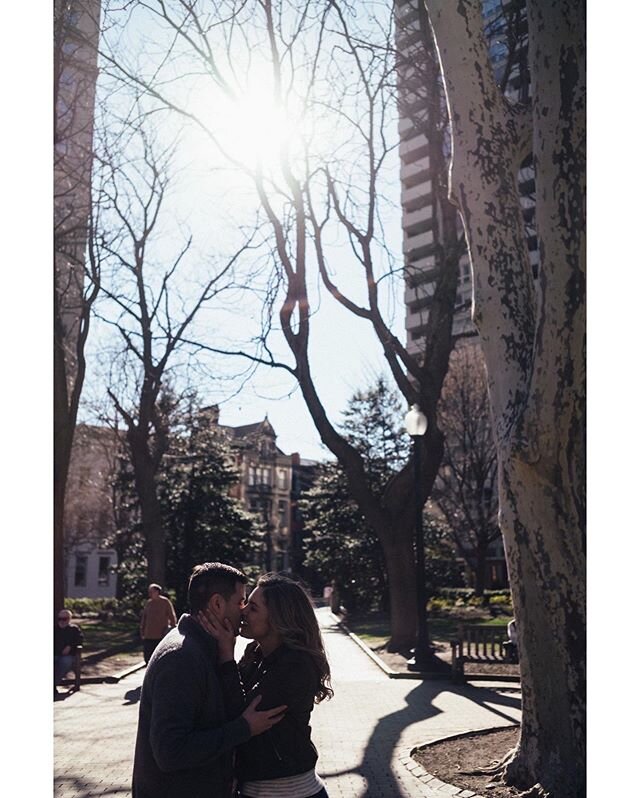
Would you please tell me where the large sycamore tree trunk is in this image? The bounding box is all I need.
[424,1,585,795]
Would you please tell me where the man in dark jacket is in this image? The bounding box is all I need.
[132,562,286,798]
[54,609,83,697]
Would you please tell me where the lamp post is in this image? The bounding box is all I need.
[404,403,431,672]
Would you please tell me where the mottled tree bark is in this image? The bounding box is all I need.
[424,1,585,795]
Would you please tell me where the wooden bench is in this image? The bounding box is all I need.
[450,625,514,682]
[60,646,83,692]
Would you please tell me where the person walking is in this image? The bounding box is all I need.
[139,583,177,665]
[132,562,287,798]
[200,573,332,798]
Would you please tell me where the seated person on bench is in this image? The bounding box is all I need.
[54,609,83,697]
[503,618,519,663]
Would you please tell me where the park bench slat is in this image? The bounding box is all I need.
[450,626,512,682]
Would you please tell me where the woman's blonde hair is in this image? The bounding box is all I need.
[257,573,333,703]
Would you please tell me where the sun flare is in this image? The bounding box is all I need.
[188,68,307,180]
[224,84,298,174]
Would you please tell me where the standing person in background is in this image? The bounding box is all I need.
[54,609,83,699]
[139,583,177,665]
[200,573,333,798]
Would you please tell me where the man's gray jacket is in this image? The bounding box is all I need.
[132,613,250,798]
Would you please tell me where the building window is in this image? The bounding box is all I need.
[98,556,111,587]
[74,555,88,588]
[278,500,288,528]
[277,468,288,490]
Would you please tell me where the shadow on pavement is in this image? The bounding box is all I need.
[55,773,130,798]
[123,685,142,705]
[459,683,521,725]
[357,681,445,793]
[355,683,521,794]
[54,688,78,702]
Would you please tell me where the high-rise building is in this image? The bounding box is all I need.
[395,0,537,353]
[395,0,474,356]
[54,0,101,355]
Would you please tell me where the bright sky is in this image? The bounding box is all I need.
[80,0,406,462]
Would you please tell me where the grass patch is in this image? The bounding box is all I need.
[78,619,141,655]
[346,610,509,647]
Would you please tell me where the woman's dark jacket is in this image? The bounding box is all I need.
[132,614,251,798]
[229,642,320,782]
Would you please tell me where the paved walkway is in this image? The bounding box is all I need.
[54,608,521,797]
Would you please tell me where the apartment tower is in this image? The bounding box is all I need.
[395,0,537,354]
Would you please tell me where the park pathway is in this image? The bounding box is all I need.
[54,607,521,797]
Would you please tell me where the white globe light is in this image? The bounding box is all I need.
[404,404,428,437]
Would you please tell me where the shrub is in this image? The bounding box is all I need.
[435,587,512,607]
[427,597,450,612]
[63,597,141,620]
[488,594,512,606]
[64,598,108,617]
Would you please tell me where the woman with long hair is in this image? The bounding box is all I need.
[200,572,332,798]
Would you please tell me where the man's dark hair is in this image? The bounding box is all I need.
[188,562,247,614]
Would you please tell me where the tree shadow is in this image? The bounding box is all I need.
[123,685,142,705]
[351,681,521,795]
[457,682,521,725]
[354,681,445,794]
[54,688,78,702]
[54,772,131,798]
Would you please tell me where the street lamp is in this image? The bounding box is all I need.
[404,403,432,672]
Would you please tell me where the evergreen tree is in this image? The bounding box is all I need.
[301,462,388,613]
[112,404,262,612]
[161,411,261,611]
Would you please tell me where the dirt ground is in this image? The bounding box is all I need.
[413,726,521,798]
